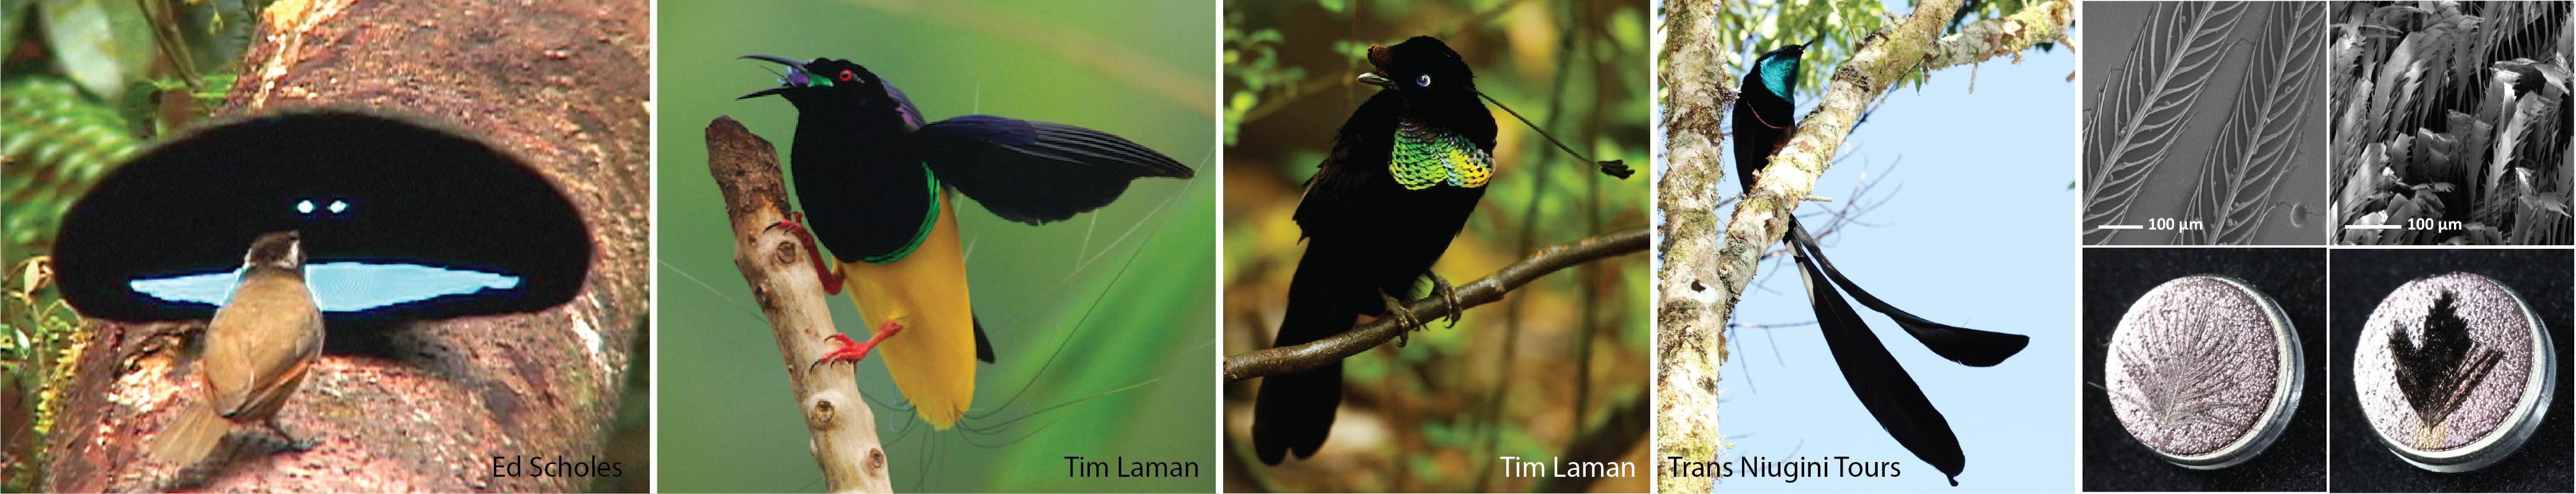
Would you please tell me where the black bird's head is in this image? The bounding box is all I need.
[1356,36,1486,125]
[737,55,913,121]
[242,230,305,274]
[1746,44,1808,103]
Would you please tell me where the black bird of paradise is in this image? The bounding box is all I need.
[1250,35,1629,466]
[1733,43,2031,486]
[735,54,1195,431]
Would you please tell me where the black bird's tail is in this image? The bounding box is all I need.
[1789,220,2029,366]
[1250,246,1352,465]
[1791,236,1968,485]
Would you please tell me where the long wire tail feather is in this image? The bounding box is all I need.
[1473,89,1631,178]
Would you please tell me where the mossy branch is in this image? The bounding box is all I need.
[1649,0,1734,491]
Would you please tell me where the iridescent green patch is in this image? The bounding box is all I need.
[1389,121,1492,190]
[859,167,941,264]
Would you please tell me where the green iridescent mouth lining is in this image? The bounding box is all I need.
[1390,122,1493,190]
[859,167,941,265]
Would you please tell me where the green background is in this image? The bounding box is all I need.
[655,0,1216,492]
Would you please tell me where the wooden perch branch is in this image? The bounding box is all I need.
[1221,227,1645,381]
[704,117,892,494]
[1654,1,2067,492]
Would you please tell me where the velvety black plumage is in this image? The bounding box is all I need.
[1733,44,2032,485]
[1252,36,1496,465]
[1734,44,1806,195]
[739,56,1195,261]
[739,54,1195,372]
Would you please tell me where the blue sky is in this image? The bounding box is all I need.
[1651,4,2080,492]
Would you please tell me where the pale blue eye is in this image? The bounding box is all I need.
[1416,75,1431,86]
[297,200,315,214]
[329,200,349,214]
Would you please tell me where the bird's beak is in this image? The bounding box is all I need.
[737,54,811,100]
[1356,72,1397,89]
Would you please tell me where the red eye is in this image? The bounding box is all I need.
[838,70,855,82]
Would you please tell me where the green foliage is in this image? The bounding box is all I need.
[2330,1,2570,245]
[1698,0,2049,114]
[3,76,142,270]
[1714,0,1886,97]
[1223,23,1304,146]
[1,257,85,493]
[37,0,156,100]
[2,0,247,486]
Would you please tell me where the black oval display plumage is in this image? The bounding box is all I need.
[53,111,591,322]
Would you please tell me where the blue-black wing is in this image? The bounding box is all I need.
[909,115,1194,225]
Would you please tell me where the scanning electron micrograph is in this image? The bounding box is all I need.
[2083,1,2333,245]
[2328,1,2571,245]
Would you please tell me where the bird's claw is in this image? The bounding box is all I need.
[1429,272,1461,329]
[269,419,316,451]
[764,211,846,294]
[809,320,904,372]
[1379,288,1425,347]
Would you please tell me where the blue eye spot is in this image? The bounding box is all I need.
[329,200,349,214]
[297,200,315,214]
[1416,75,1432,87]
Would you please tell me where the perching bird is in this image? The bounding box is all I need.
[1251,36,1497,465]
[149,230,325,466]
[737,55,1194,429]
[1733,43,2032,485]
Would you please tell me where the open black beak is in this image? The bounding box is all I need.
[1356,72,1396,89]
[737,54,811,100]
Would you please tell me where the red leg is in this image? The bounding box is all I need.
[808,320,904,372]
[762,211,846,294]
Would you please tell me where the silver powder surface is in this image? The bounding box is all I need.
[2353,272,2537,451]
[2105,276,2285,456]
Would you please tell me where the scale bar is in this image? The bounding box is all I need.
[2343,224,2403,230]
[2098,224,2144,230]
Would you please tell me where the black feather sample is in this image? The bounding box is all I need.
[2390,290,2504,426]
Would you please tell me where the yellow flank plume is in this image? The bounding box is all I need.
[839,191,977,429]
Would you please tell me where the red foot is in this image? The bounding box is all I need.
[762,211,846,294]
[809,320,904,372]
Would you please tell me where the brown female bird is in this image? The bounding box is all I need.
[149,230,325,466]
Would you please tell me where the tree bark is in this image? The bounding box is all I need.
[702,117,894,494]
[46,0,650,491]
[1651,1,1737,492]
